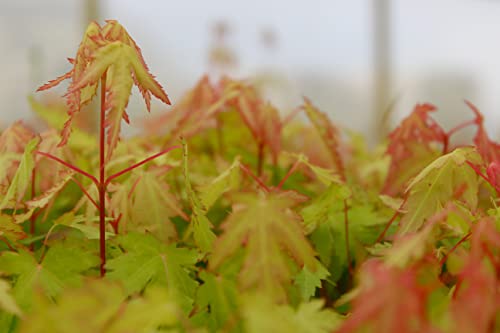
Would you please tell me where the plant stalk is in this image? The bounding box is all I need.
[99,72,107,277]
[257,142,264,176]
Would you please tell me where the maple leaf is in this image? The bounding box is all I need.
[0,137,39,209]
[48,212,113,240]
[68,40,168,160]
[130,170,187,241]
[19,279,181,333]
[383,103,447,195]
[0,244,99,324]
[209,190,318,302]
[195,271,239,331]
[302,97,345,179]
[398,147,481,235]
[197,156,241,209]
[223,78,283,165]
[285,153,343,187]
[464,101,500,194]
[336,259,436,333]
[303,184,387,280]
[0,121,35,155]
[0,214,26,243]
[37,21,170,159]
[106,232,201,312]
[143,75,223,139]
[465,100,500,165]
[293,265,330,301]
[182,141,217,253]
[0,279,21,317]
[242,294,343,333]
[448,217,500,333]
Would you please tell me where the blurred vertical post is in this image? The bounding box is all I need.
[83,0,99,133]
[373,0,391,141]
[84,0,98,25]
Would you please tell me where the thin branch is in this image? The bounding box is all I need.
[36,151,99,187]
[440,232,471,266]
[104,145,180,186]
[376,196,408,243]
[0,236,15,251]
[443,118,477,154]
[239,163,270,192]
[70,176,100,211]
[99,72,107,278]
[447,119,477,139]
[277,159,301,189]
[256,142,265,177]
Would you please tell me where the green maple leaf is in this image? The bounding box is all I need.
[303,185,388,281]
[195,271,239,331]
[0,214,26,243]
[106,232,200,312]
[209,190,318,302]
[0,244,98,330]
[399,147,481,234]
[0,245,99,310]
[19,279,180,333]
[242,295,343,333]
[131,170,187,241]
[0,137,39,209]
[182,140,217,253]
[294,265,330,301]
[0,279,21,316]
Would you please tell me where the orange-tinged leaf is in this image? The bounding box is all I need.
[0,214,26,242]
[38,20,170,154]
[223,78,283,164]
[302,97,345,180]
[383,103,446,195]
[209,190,317,302]
[465,100,500,165]
[131,170,188,241]
[449,217,500,333]
[0,121,35,155]
[336,260,436,333]
[143,75,222,139]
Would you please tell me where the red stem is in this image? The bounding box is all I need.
[443,119,477,154]
[257,142,264,177]
[70,176,100,212]
[36,151,99,187]
[440,232,471,266]
[239,163,270,192]
[104,146,180,187]
[0,236,15,251]
[99,72,107,277]
[277,159,301,189]
[466,161,500,196]
[375,196,408,243]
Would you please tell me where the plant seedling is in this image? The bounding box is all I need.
[37,20,177,276]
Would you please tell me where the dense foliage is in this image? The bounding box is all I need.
[0,20,499,333]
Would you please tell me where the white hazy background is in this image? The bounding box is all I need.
[0,0,499,140]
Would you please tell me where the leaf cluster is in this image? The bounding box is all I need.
[1,20,499,333]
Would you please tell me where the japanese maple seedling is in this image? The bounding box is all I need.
[37,20,176,276]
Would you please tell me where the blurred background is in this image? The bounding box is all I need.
[1,0,499,142]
